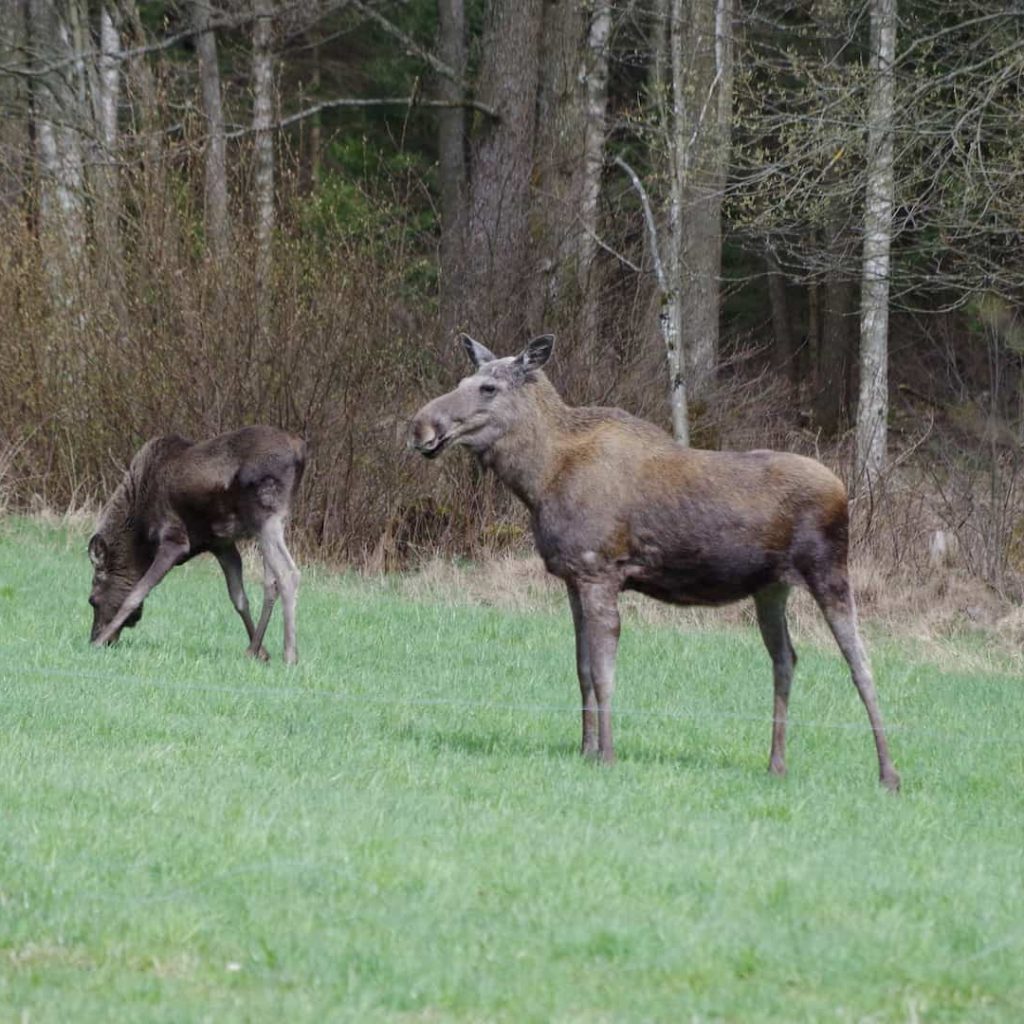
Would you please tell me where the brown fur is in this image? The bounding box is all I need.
[412,335,900,789]
[88,426,305,663]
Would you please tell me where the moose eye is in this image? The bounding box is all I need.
[479,382,497,396]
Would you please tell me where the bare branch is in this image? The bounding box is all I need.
[613,155,666,291]
[223,94,499,140]
[348,0,471,91]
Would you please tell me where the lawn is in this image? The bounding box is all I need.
[1,517,1022,1022]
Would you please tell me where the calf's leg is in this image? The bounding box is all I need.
[575,581,620,763]
[215,545,269,661]
[567,583,598,757]
[248,560,278,659]
[257,514,300,666]
[92,538,188,647]
[808,572,901,792]
[753,584,797,776]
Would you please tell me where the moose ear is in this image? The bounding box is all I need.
[516,334,554,373]
[88,534,107,569]
[460,334,497,368]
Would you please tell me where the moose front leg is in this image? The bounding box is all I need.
[567,583,598,758]
[92,538,189,647]
[575,581,621,764]
[215,546,269,661]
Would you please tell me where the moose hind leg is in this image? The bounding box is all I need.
[754,584,796,776]
[259,515,300,666]
[810,573,900,791]
[567,583,599,757]
[249,557,279,658]
[215,545,269,661]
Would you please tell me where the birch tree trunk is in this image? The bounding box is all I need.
[577,1,613,346]
[436,0,466,336]
[27,0,87,306]
[644,0,689,444]
[192,0,230,263]
[93,3,126,318]
[252,0,275,331]
[855,0,897,491]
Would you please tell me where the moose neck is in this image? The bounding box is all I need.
[481,375,570,511]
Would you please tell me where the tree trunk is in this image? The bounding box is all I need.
[252,0,275,332]
[814,241,857,436]
[646,0,690,443]
[810,0,857,436]
[192,0,230,263]
[93,3,126,320]
[764,247,797,399]
[299,29,322,194]
[532,0,586,330]
[675,0,734,405]
[577,1,613,347]
[27,0,87,306]
[855,0,897,492]
[436,0,466,337]
[0,0,29,213]
[463,0,543,342]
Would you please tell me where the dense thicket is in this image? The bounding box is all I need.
[0,1,1022,594]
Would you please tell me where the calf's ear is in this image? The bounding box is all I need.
[517,334,554,373]
[460,333,497,368]
[88,534,108,569]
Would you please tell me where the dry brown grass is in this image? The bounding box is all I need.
[388,545,1024,675]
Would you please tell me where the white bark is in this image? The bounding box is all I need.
[615,153,689,445]
[98,7,120,154]
[93,3,124,308]
[29,0,87,301]
[252,0,275,305]
[855,0,897,491]
[577,0,612,344]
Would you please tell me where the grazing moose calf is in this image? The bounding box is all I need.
[88,426,306,663]
[411,335,900,790]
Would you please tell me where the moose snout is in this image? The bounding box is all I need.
[410,411,448,458]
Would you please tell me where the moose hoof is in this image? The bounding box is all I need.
[246,646,271,662]
[768,759,787,777]
[881,770,901,794]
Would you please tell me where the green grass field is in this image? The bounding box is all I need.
[1,517,1022,1022]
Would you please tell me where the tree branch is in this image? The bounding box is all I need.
[348,0,468,90]
[223,94,499,140]
[613,155,666,291]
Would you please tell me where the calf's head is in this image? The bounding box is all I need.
[87,533,144,644]
[411,334,554,459]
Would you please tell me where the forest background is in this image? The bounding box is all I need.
[1,0,1022,615]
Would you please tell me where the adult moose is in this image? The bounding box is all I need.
[411,335,900,790]
[88,426,305,664]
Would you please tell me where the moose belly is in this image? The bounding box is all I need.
[624,551,781,606]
